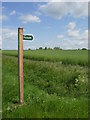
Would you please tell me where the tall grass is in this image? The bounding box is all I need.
[3,50,88,66]
[2,55,88,118]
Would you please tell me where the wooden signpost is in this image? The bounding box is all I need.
[18,28,34,104]
[18,28,24,104]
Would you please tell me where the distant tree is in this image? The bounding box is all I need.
[78,48,80,50]
[48,48,52,50]
[39,47,43,50]
[82,48,87,50]
[54,47,62,50]
[28,48,31,50]
[44,47,47,50]
[0,48,1,50]
[60,48,62,50]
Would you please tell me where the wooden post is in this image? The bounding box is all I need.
[18,28,24,104]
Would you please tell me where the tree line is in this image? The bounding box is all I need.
[28,47,87,50]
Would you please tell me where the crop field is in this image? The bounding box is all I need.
[3,50,88,66]
[2,50,88,118]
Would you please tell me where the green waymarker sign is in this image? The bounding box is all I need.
[23,34,34,40]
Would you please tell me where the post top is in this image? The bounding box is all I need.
[18,27,23,29]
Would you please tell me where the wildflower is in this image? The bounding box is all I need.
[7,106,10,111]
[75,79,78,83]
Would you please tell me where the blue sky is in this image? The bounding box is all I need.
[1,2,88,50]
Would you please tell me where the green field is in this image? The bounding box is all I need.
[2,50,88,118]
[3,50,88,66]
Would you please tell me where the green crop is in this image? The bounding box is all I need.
[2,50,88,118]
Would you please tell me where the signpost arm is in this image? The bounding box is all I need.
[18,28,24,104]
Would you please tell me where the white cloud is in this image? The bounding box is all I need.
[39,3,68,19]
[67,22,88,40]
[0,35,2,49]
[2,28,18,50]
[67,22,76,30]
[57,34,64,39]
[81,30,88,40]
[19,14,41,23]
[70,3,88,18]
[34,11,41,16]
[10,10,16,15]
[56,22,88,49]
[2,28,17,40]
[67,22,88,42]
[68,29,80,38]
[0,15,8,21]
[39,2,88,19]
